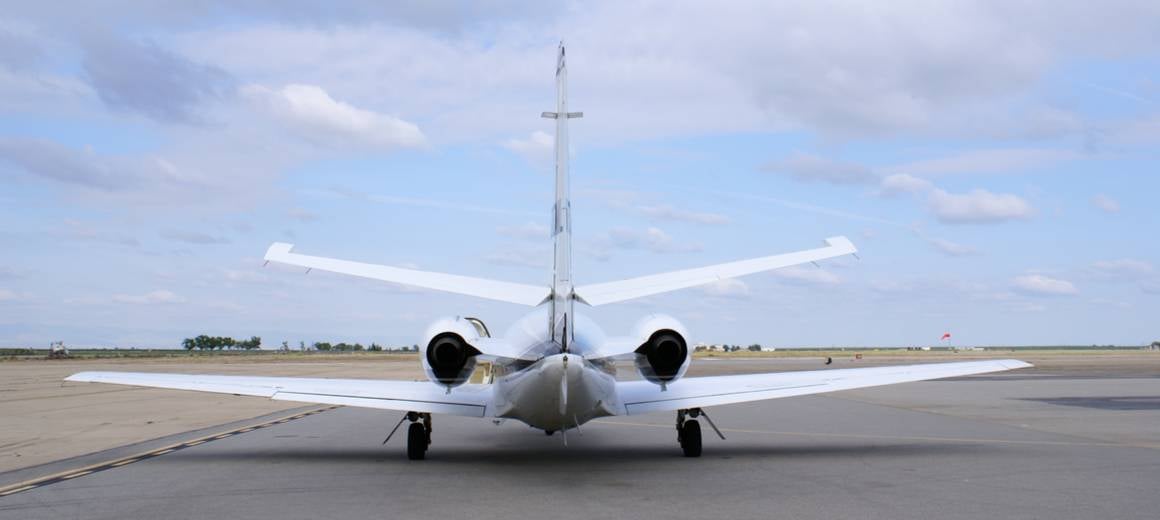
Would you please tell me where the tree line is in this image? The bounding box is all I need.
[181,336,421,352]
[182,335,262,350]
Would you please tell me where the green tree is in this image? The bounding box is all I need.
[182,338,195,351]
[314,342,333,352]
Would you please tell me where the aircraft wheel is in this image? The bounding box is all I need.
[681,420,702,457]
[545,429,556,436]
[407,422,427,460]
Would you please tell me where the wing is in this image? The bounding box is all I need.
[264,243,549,306]
[616,359,1031,415]
[65,372,493,417]
[574,236,856,306]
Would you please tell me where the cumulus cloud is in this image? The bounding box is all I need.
[160,229,230,245]
[502,131,554,165]
[112,289,186,305]
[1012,274,1077,296]
[1142,280,1160,295]
[242,84,425,149]
[0,288,26,302]
[876,172,1033,224]
[638,205,729,225]
[593,227,701,256]
[166,1,1160,143]
[1089,259,1153,282]
[82,36,231,123]
[764,152,877,185]
[774,266,841,287]
[61,220,140,247]
[927,237,978,257]
[928,188,1034,224]
[0,23,44,71]
[0,138,192,190]
[288,207,320,222]
[496,221,549,240]
[223,269,270,283]
[879,173,933,197]
[1091,194,1120,213]
[700,278,750,298]
[882,148,1081,177]
[484,248,549,269]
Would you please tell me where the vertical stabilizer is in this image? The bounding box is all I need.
[542,42,582,350]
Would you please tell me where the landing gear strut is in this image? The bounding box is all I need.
[405,411,432,460]
[677,408,725,457]
[676,409,701,457]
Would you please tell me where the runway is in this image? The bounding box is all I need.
[2,368,1159,519]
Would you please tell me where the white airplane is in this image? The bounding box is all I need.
[66,44,1031,459]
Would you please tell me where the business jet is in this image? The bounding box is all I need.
[67,44,1030,459]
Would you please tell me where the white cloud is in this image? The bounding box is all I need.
[879,173,933,196]
[700,279,750,298]
[502,131,553,165]
[484,248,548,269]
[1091,194,1120,213]
[0,288,26,302]
[928,188,1034,224]
[223,269,270,283]
[496,221,549,240]
[1012,274,1077,296]
[638,205,729,225]
[774,266,841,287]
[242,83,425,149]
[593,227,701,256]
[764,152,877,184]
[882,148,1081,177]
[172,1,1160,143]
[288,207,319,222]
[927,237,978,257]
[1089,259,1153,281]
[112,289,187,305]
[160,229,230,245]
[60,219,141,247]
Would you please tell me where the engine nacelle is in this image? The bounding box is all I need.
[421,317,485,388]
[631,314,691,385]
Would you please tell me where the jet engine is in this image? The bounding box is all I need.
[631,314,691,385]
[421,317,485,388]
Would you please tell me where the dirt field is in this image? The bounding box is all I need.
[2,350,1157,474]
[0,355,425,473]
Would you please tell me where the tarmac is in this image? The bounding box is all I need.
[1,358,1158,519]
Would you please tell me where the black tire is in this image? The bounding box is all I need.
[545,430,556,436]
[407,423,426,460]
[681,420,702,457]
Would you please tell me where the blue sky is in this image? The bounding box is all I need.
[1,1,1158,348]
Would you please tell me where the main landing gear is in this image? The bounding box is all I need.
[404,412,432,460]
[677,408,725,457]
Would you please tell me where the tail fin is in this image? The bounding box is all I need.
[541,42,582,349]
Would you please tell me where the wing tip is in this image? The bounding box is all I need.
[824,236,857,254]
[265,242,295,261]
[65,371,99,383]
[1000,359,1034,370]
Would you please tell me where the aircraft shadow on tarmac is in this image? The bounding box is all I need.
[1020,395,1160,411]
[159,439,992,467]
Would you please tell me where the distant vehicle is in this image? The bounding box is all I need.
[67,44,1031,459]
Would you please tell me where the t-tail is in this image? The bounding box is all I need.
[263,43,858,346]
[542,42,582,351]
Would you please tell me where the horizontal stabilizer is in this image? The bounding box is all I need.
[575,236,857,306]
[264,243,549,306]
